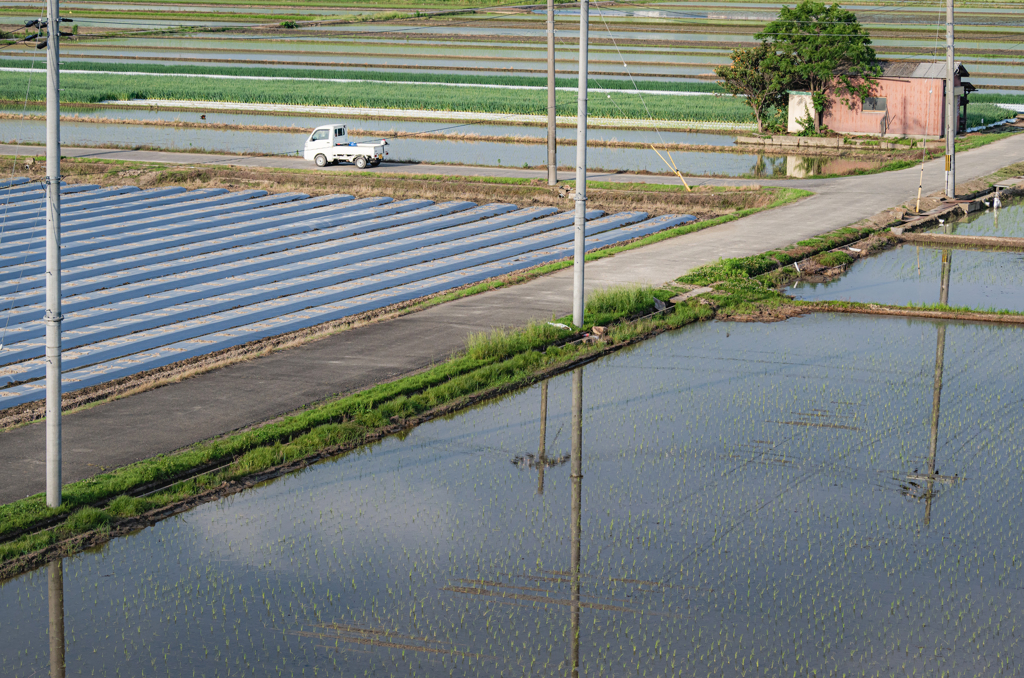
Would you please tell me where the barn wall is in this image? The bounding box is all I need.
[787,92,815,133]
[820,76,955,138]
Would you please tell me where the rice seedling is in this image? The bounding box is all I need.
[2,312,1022,676]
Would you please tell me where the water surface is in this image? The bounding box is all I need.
[2,314,1023,676]
[787,243,1024,312]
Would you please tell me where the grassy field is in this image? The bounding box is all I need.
[0,70,754,122]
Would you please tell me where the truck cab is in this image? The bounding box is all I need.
[303,124,387,169]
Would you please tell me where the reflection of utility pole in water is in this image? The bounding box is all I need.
[538,381,548,495]
[48,560,65,678]
[923,323,947,525]
[569,367,583,678]
[512,381,568,484]
[906,247,958,524]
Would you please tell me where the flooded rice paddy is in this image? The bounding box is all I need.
[791,199,1024,310]
[925,197,1024,238]
[789,245,1024,311]
[2,115,859,176]
[3,313,1024,676]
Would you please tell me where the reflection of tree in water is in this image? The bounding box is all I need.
[749,154,787,178]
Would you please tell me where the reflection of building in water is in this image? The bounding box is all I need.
[49,560,65,678]
[785,155,887,179]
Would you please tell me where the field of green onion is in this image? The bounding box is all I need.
[0,70,755,123]
[2,310,1022,676]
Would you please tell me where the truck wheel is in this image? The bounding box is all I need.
[355,156,368,169]
[370,159,381,167]
[314,154,328,168]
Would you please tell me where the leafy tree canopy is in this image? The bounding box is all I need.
[756,0,878,132]
[714,42,789,133]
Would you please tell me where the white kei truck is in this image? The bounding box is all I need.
[303,124,387,169]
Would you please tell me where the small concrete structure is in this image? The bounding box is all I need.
[788,61,972,138]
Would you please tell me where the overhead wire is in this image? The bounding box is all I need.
[593,1,691,189]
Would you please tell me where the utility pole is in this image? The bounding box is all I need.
[944,0,955,198]
[45,0,63,508]
[571,0,589,328]
[547,0,557,186]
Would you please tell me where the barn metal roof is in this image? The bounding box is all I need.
[881,61,969,79]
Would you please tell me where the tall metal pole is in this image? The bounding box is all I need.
[571,0,589,328]
[944,0,955,198]
[569,367,583,678]
[547,0,557,186]
[45,0,63,509]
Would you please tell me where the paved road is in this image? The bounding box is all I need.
[0,143,833,189]
[0,133,1021,503]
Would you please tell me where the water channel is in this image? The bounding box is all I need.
[0,113,888,177]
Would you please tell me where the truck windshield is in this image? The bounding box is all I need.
[310,129,328,141]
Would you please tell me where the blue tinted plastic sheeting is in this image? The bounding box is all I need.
[0,188,276,262]
[0,204,568,340]
[0,187,222,238]
[0,177,29,191]
[0,183,86,207]
[0,202,515,327]
[0,215,696,408]
[0,191,325,265]
[0,210,633,376]
[0,197,428,292]
[0,202,548,310]
[0,187,179,231]
[0,185,132,213]
[0,196,402,299]
[0,178,693,406]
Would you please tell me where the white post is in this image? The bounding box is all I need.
[571,0,588,328]
[45,0,62,508]
[944,0,955,198]
[547,0,557,186]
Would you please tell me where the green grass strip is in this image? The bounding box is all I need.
[0,301,720,567]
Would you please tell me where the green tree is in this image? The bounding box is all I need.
[757,0,878,134]
[713,41,789,134]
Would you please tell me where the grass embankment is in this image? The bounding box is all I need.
[0,70,753,123]
[0,58,726,94]
[0,287,717,574]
